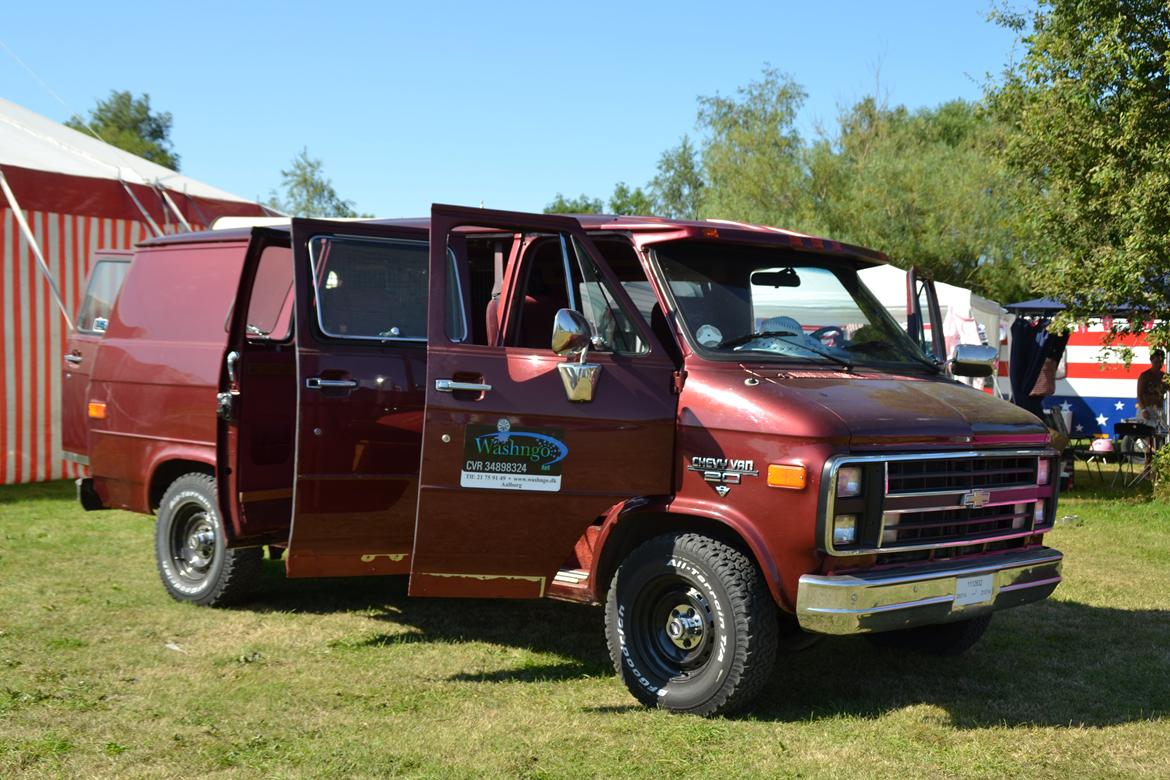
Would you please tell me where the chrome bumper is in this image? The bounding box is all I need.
[796,548,1063,635]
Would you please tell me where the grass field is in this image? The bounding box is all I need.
[1,473,1168,778]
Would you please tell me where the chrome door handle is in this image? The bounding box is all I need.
[64,354,83,365]
[435,379,492,393]
[306,377,359,390]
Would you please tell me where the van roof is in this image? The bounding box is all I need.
[139,213,889,265]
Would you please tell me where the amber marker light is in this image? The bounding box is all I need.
[87,401,107,420]
[767,464,806,490]
[702,227,720,239]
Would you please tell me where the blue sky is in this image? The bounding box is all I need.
[1,1,1021,217]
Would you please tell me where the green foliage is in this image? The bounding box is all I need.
[65,90,180,170]
[607,182,655,216]
[267,148,362,218]
[988,0,1170,343]
[696,67,811,228]
[1153,445,1170,501]
[806,98,1029,301]
[649,135,705,219]
[543,192,604,214]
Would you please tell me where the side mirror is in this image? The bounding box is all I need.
[950,344,999,378]
[551,308,593,357]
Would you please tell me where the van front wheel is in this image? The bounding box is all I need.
[154,473,261,606]
[605,533,777,716]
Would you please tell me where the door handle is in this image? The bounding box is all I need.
[64,354,83,365]
[435,378,492,393]
[306,377,359,390]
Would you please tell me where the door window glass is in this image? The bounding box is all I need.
[245,245,293,341]
[509,234,647,354]
[76,258,130,334]
[308,236,428,340]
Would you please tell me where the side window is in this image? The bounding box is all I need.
[308,236,428,340]
[244,245,293,341]
[76,258,130,334]
[509,234,647,355]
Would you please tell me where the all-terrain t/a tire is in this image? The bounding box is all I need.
[605,533,778,716]
[864,614,992,656]
[154,473,262,607]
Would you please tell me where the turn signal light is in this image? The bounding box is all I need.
[767,464,807,490]
[87,401,107,420]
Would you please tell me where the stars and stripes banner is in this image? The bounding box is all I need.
[1033,327,1157,435]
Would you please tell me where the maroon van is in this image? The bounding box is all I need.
[63,205,1062,716]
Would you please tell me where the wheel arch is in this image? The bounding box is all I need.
[146,455,215,511]
[588,498,785,608]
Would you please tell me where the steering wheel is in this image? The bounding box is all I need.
[809,326,845,348]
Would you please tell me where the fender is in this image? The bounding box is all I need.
[588,494,792,609]
[140,443,218,514]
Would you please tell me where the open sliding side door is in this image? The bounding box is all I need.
[409,205,680,599]
[285,219,430,577]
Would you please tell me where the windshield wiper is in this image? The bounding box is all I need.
[719,330,853,370]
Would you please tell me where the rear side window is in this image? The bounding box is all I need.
[244,246,293,341]
[308,236,428,340]
[76,258,130,334]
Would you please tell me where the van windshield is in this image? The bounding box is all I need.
[650,241,937,370]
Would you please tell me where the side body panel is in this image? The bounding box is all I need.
[88,241,249,513]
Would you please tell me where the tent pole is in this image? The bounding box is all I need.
[117,179,163,237]
[0,166,74,330]
[154,185,192,232]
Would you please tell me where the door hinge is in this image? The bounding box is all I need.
[672,369,688,394]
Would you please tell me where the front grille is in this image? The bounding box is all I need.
[886,455,1038,494]
[825,450,1055,557]
[874,536,1030,567]
[883,503,1031,548]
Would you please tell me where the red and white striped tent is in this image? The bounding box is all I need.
[0,97,271,485]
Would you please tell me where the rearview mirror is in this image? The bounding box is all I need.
[750,268,801,287]
[551,308,593,357]
[950,344,999,377]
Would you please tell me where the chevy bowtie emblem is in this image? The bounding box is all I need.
[960,489,991,509]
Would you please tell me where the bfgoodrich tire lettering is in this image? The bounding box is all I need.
[605,532,778,716]
[154,473,261,607]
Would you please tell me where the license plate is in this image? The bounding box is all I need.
[955,574,995,606]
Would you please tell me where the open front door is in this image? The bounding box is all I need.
[907,265,945,363]
[410,204,679,598]
[285,219,430,577]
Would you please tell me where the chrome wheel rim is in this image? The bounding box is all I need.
[170,507,216,582]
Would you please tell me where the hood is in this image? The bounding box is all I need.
[679,364,1048,449]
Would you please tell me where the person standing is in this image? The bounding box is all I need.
[1137,349,1167,462]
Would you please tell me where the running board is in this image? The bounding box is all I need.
[547,568,593,603]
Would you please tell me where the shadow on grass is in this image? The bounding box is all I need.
[243,563,1168,727]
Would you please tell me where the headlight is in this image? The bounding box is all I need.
[1037,458,1051,486]
[836,465,863,498]
[833,514,858,546]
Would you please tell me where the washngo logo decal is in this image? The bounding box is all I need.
[460,419,568,492]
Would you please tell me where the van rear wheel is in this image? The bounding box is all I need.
[605,533,777,716]
[155,473,261,606]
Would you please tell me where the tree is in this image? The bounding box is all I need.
[608,182,655,215]
[649,135,705,219]
[66,90,180,170]
[988,0,1170,343]
[268,148,361,218]
[544,193,604,214]
[695,67,810,227]
[807,98,1027,301]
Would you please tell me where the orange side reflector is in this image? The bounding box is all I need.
[703,227,720,239]
[767,464,806,490]
[87,401,107,420]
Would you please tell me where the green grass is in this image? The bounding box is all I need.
[0,472,1167,778]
